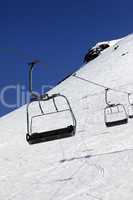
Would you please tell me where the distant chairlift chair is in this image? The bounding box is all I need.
[26,61,77,145]
[128,93,133,118]
[104,88,128,127]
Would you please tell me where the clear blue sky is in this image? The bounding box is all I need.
[0,0,133,116]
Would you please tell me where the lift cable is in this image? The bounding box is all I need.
[72,73,131,95]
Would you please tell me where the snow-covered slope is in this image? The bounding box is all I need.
[0,33,133,200]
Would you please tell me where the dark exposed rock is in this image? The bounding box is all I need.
[83,43,110,63]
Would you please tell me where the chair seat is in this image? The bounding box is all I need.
[105,118,128,127]
[129,115,133,119]
[26,125,75,145]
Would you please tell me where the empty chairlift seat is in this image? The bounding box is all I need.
[104,104,128,127]
[26,61,77,145]
[26,94,77,145]
[128,93,133,118]
[104,88,128,127]
[128,106,133,118]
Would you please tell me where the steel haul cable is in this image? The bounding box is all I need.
[72,73,130,95]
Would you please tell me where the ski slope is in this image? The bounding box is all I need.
[0,33,133,200]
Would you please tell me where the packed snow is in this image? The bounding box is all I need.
[0,33,133,200]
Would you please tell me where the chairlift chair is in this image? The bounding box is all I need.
[128,93,133,118]
[104,88,128,127]
[26,61,76,145]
